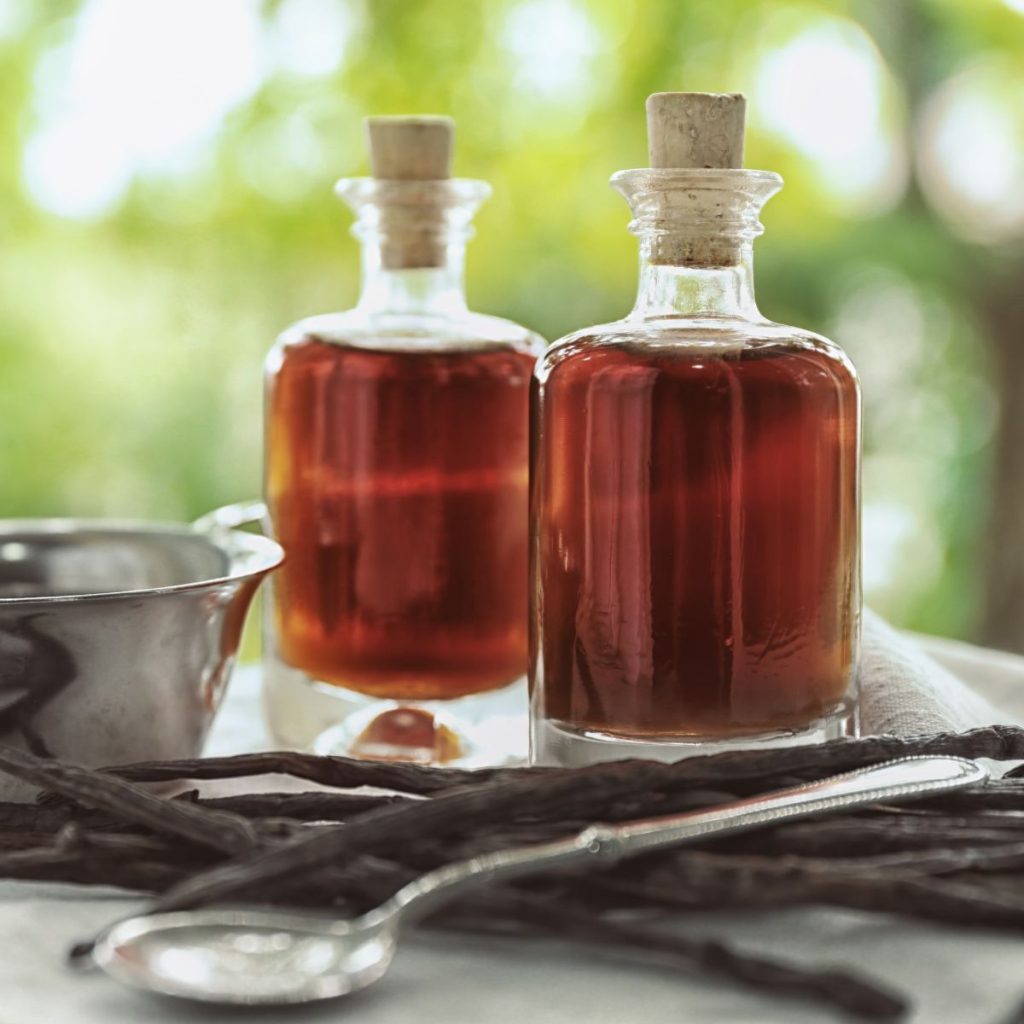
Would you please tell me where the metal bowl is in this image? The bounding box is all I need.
[0,518,283,797]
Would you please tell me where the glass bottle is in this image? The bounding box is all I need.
[530,93,861,765]
[264,117,544,763]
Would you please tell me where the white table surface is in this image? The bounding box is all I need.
[4,638,1024,1024]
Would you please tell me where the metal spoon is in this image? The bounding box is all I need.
[89,754,986,1005]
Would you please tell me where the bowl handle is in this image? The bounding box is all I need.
[192,501,269,536]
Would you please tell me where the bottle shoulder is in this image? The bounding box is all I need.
[271,309,546,360]
[536,315,858,385]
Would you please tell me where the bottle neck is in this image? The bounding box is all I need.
[356,239,468,316]
[611,168,782,324]
[631,244,759,320]
[336,177,490,320]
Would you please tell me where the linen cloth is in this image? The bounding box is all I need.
[859,609,1017,733]
[2,624,1024,1024]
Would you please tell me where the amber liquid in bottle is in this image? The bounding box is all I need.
[533,336,859,738]
[267,336,535,701]
[531,93,860,764]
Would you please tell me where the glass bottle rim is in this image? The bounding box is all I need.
[609,167,783,193]
[334,177,492,212]
[610,168,784,251]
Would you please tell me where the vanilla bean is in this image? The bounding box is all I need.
[742,815,1024,858]
[0,746,261,856]
[917,780,1024,811]
[0,829,210,891]
[106,750,540,794]
[996,994,1024,1024]
[0,789,405,838]
[280,855,910,1019]
[4,726,1024,1020]
[102,726,1024,796]
[0,830,67,850]
[760,871,1024,930]
[83,826,911,1023]
[650,725,1024,784]
[145,727,1024,914]
[586,849,1024,931]
[51,844,906,1019]
[449,889,908,1021]
[194,790,407,821]
[0,850,190,891]
[666,843,1024,882]
[43,726,1024,917]
[59,831,186,859]
[10,792,1024,868]
[265,818,1024,920]
[7,789,1021,856]
[146,759,702,912]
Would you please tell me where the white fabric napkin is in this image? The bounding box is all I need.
[859,608,1020,734]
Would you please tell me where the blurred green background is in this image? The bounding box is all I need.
[1,0,1023,648]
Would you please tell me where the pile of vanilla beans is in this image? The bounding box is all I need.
[4,726,1024,1020]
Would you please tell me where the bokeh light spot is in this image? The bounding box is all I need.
[500,0,604,101]
[23,0,266,219]
[754,15,906,211]
[272,0,359,79]
[918,61,1024,243]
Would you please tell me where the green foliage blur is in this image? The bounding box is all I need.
[1,0,1023,645]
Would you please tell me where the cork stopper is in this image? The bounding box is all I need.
[364,116,455,270]
[365,116,454,181]
[637,92,749,267]
[646,93,746,169]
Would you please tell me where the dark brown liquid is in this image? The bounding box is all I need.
[532,336,859,737]
[267,337,535,699]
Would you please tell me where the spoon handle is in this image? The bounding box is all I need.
[387,755,987,924]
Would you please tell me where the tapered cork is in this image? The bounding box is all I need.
[366,116,454,181]
[364,116,455,269]
[646,93,745,169]
[639,92,748,267]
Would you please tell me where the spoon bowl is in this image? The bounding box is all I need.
[93,908,395,1004]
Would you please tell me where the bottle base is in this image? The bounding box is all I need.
[262,643,529,766]
[530,699,858,767]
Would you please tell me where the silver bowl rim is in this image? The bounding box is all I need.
[0,517,284,606]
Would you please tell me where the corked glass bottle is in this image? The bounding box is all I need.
[530,93,861,765]
[264,117,544,763]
